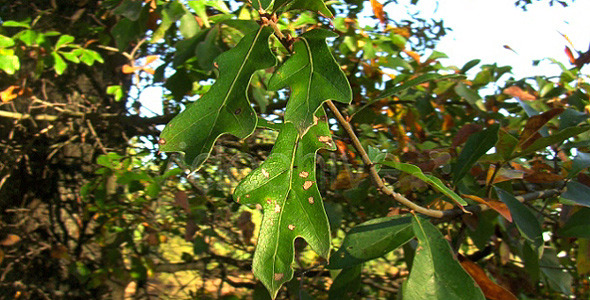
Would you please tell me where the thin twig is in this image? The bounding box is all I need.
[325,100,445,218]
[85,119,108,154]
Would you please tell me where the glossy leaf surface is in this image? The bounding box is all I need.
[233,110,335,299]
[269,29,351,134]
[404,216,485,300]
[328,215,414,269]
[159,26,276,169]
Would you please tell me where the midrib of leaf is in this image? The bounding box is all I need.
[271,132,299,293]
[165,26,265,151]
[202,26,264,151]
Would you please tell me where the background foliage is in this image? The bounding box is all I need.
[1,0,589,299]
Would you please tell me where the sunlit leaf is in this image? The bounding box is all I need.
[383,161,467,206]
[464,194,512,222]
[273,0,333,17]
[233,110,335,299]
[159,26,276,169]
[269,29,351,134]
[404,216,485,300]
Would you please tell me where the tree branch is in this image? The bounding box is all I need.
[325,100,446,218]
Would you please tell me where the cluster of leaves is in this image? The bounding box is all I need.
[2,0,590,299]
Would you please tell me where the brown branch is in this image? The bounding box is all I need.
[325,100,445,218]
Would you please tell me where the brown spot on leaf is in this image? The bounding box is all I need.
[299,171,309,178]
[266,198,272,204]
[261,168,270,178]
[274,273,284,281]
[158,138,166,146]
[303,181,313,190]
[274,204,281,213]
[308,197,314,204]
[288,224,295,230]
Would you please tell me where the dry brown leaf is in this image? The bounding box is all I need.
[524,172,564,183]
[459,257,518,300]
[402,49,420,63]
[565,46,576,64]
[503,86,536,101]
[0,85,20,102]
[464,194,512,222]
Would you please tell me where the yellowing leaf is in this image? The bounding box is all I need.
[122,64,138,74]
[0,85,19,102]
[144,55,159,65]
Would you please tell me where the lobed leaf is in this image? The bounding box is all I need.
[268,28,351,134]
[159,26,276,169]
[233,109,335,299]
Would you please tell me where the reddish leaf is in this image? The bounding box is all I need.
[518,108,565,149]
[464,194,512,222]
[524,172,564,183]
[503,86,536,101]
[565,46,576,64]
[452,124,483,148]
[459,256,518,300]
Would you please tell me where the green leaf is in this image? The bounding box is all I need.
[152,1,187,43]
[460,59,480,73]
[328,215,414,269]
[159,26,276,169]
[2,20,31,28]
[516,125,590,157]
[452,124,499,184]
[496,128,519,161]
[377,73,463,100]
[112,18,141,51]
[113,0,144,21]
[540,248,573,295]
[60,51,80,63]
[569,152,590,179]
[179,12,199,39]
[273,0,334,17]
[107,85,124,102]
[52,52,67,75]
[495,188,543,249]
[404,216,485,300]
[454,82,485,111]
[233,111,335,299]
[268,29,351,134]
[558,207,590,238]
[55,35,75,49]
[383,161,467,206]
[252,0,273,11]
[562,181,590,207]
[0,54,20,74]
[0,35,15,48]
[16,30,38,46]
[328,265,362,299]
[195,26,222,71]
